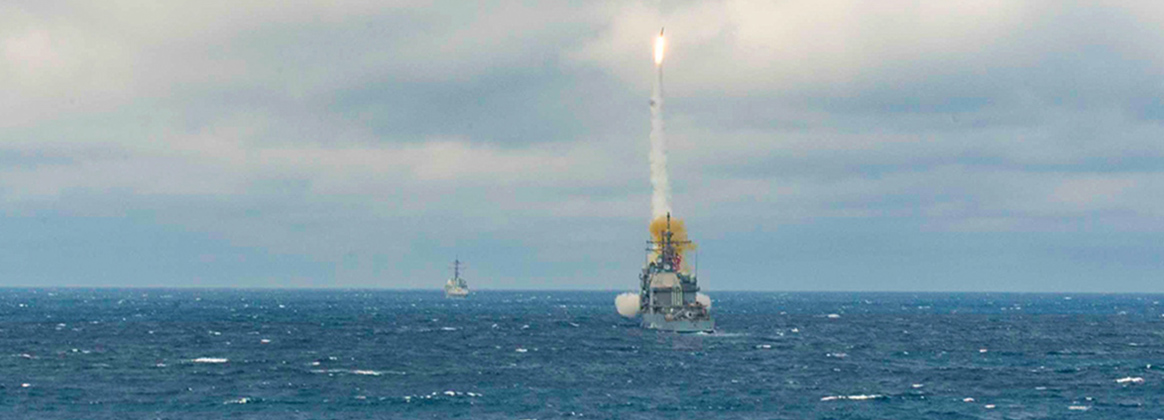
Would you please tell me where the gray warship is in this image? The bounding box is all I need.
[637,214,714,332]
[443,259,469,298]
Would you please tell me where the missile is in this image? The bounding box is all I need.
[660,27,664,36]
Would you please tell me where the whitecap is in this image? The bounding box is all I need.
[444,390,456,396]
[756,344,772,349]
[192,357,228,363]
[1068,405,1089,411]
[224,397,250,404]
[693,331,745,337]
[827,314,841,319]
[352,370,381,376]
[441,327,458,331]
[260,339,271,344]
[515,348,528,353]
[984,404,995,409]
[827,352,847,358]
[821,394,882,401]
[1115,376,1144,384]
[911,384,924,389]
[963,397,975,402]
[21,383,31,388]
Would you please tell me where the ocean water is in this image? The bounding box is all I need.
[2,289,1162,419]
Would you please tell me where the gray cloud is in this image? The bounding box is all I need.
[1,1,1162,291]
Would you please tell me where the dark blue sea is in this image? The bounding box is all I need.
[2,289,1162,419]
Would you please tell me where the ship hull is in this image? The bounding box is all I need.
[641,313,714,333]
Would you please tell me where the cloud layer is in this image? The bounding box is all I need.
[2,1,1162,291]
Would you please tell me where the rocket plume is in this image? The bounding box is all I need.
[650,31,671,220]
[649,216,696,260]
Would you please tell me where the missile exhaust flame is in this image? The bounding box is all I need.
[654,31,666,65]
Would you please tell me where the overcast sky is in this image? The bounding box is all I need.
[2,1,1162,292]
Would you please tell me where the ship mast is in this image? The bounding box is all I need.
[644,212,691,273]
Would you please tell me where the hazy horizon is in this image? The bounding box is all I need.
[4,286,1164,296]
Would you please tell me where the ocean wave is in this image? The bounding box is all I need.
[311,369,405,376]
[403,390,482,402]
[1115,376,1144,384]
[224,397,250,404]
[693,331,746,337]
[191,357,228,363]
[821,394,883,401]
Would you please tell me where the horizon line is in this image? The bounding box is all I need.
[0,286,1160,295]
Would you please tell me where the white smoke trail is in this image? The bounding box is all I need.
[650,35,670,220]
[696,293,711,309]
[615,292,640,317]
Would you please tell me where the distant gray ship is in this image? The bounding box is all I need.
[637,214,714,332]
[444,259,469,298]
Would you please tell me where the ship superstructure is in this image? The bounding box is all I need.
[637,213,713,332]
[444,259,469,298]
